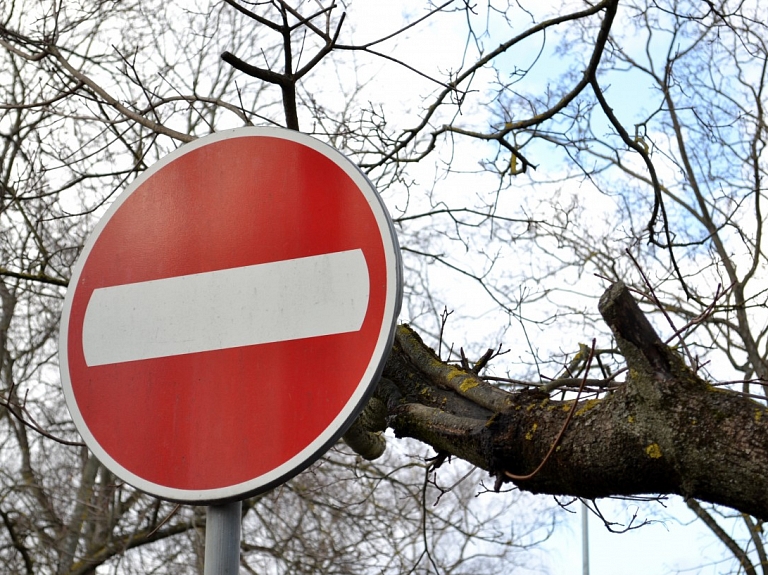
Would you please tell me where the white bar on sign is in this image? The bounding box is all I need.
[82,249,370,366]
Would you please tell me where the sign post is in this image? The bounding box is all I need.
[204,501,242,575]
[59,127,402,569]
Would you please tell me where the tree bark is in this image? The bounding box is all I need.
[358,282,768,520]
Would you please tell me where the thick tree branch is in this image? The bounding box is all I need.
[346,282,768,520]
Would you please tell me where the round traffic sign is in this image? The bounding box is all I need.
[59,127,402,502]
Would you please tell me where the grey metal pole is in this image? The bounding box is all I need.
[204,500,242,575]
[582,500,590,575]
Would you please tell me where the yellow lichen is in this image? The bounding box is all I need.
[755,410,764,424]
[645,443,662,459]
[562,404,571,412]
[627,415,635,424]
[445,367,465,381]
[525,423,538,440]
[459,378,479,393]
[575,399,600,417]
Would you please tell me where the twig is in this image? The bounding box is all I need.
[664,282,733,345]
[146,504,181,538]
[437,306,452,360]
[0,396,84,447]
[626,250,697,368]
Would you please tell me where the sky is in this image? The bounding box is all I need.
[541,498,737,575]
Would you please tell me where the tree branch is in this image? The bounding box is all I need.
[686,499,757,575]
[348,282,768,520]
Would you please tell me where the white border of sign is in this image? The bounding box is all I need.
[59,127,403,503]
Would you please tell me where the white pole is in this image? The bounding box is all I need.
[204,500,242,575]
[582,500,590,575]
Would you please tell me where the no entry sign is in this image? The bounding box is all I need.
[59,127,402,502]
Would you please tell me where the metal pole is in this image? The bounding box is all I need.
[582,500,590,575]
[204,500,242,575]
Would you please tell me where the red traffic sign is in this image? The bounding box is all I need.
[59,127,402,502]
